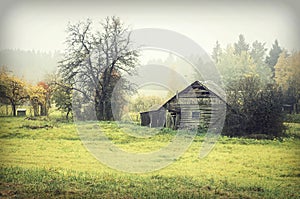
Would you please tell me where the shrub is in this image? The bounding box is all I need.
[284,114,300,123]
[223,76,286,137]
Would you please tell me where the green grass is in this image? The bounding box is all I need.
[285,114,300,123]
[0,116,299,198]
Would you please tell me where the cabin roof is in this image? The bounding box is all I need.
[140,106,164,114]
[140,81,226,114]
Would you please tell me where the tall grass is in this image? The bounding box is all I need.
[0,116,299,198]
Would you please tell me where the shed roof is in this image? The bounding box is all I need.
[17,109,26,111]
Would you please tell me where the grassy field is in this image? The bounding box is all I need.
[0,116,299,198]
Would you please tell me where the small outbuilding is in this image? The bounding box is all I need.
[140,81,226,130]
[17,109,26,116]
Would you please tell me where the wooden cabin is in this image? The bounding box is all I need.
[140,81,226,130]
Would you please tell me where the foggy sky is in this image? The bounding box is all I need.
[1,0,299,54]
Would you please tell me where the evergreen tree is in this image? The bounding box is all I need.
[234,34,249,55]
[250,41,267,64]
[265,40,282,78]
[250,41,272,85]
[212,40,222,64]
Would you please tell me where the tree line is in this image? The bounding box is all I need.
[212,35,299,137]
[0,67,51,117]
[0,49,60,83]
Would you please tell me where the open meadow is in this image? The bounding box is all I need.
[0,116,299,198]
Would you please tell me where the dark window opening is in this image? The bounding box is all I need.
[192,111,200,119]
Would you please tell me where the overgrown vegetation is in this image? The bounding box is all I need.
[223,76,286,138]
[213,35,299,138]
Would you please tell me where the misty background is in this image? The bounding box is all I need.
[0,0,299,83]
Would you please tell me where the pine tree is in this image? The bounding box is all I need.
[234,34,249,55]
[250,41,272,85]
[212,41,222,64]
[250,40,267,64]
[265,40,282,78]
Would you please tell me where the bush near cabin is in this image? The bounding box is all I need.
[222,76,286,138]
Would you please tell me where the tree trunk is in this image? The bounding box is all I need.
[40,104,47,116]
[33,104,39,116]
[105,100,113,120]
[12,104,16,116]
[66,108,70,120]
[95,99,114,121]
[95,89,103,121]
[103,101,106,120]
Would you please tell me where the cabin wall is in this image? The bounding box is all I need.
[171,85,224,130]
[140,109,166,128]
[140,112,150,126]
[149,109,166,128]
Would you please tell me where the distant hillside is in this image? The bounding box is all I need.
[0,49,62,83]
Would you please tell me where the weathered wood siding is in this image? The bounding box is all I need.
[140,112,150,126]
[178,84,210,129]
[140,108,166,128]
[140,81,226,130]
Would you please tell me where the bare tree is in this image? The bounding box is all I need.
[59,16,138,120]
